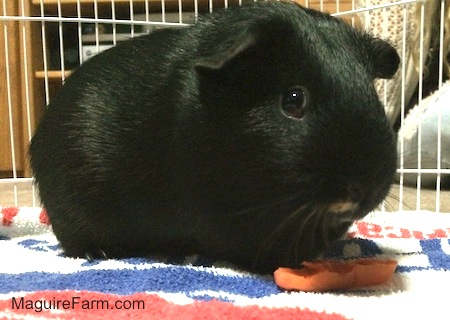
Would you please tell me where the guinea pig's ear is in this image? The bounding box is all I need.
[369,38,400,79]
[194,29,257,77]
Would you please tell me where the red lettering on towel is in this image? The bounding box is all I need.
[39,209,50,225]
[426,229,447,239]
[1,207,19,226]
[353,222,383,238]
[386,227,411,238]
[349,221,450,239]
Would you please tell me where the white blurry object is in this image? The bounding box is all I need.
[398,80,450,187]
[81,44,114,63]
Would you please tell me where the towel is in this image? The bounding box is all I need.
[1,207,449,319]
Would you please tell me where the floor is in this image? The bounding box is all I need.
[389,184,450,213]
[1,180,449,213]
[0,179,41,208]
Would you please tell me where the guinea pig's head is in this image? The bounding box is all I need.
[193,2,399,269]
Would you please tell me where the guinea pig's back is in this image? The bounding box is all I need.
[32,28,192,172]
[29,27,202,257]
[29,28,197,213]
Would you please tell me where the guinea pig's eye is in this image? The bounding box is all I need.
[280,86,309,120]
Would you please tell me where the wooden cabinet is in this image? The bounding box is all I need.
[0,1,44,178]
[0,2,21,176]
[0,0,358,177]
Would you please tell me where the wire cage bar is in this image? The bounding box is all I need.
[0,0,449,212]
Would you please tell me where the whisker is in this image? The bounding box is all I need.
[230,195,299,217]
[292,206,325,263]
[253,203,308,267]
[320,207,334,249]
[381,192,412,211]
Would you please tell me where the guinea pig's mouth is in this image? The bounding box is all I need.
[254,201,362,270]
[251,195,378,272]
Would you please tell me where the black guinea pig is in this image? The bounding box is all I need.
[29,1,399,274]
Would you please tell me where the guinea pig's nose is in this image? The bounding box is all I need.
[347,183,363,203]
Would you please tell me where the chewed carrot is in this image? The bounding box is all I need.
[274,259,398,292]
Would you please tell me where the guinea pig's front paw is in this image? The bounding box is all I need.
[84,250,109,261]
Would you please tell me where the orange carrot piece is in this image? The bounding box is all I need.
[274,259,397,292]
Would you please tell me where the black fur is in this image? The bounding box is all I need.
[29,1,399,273]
